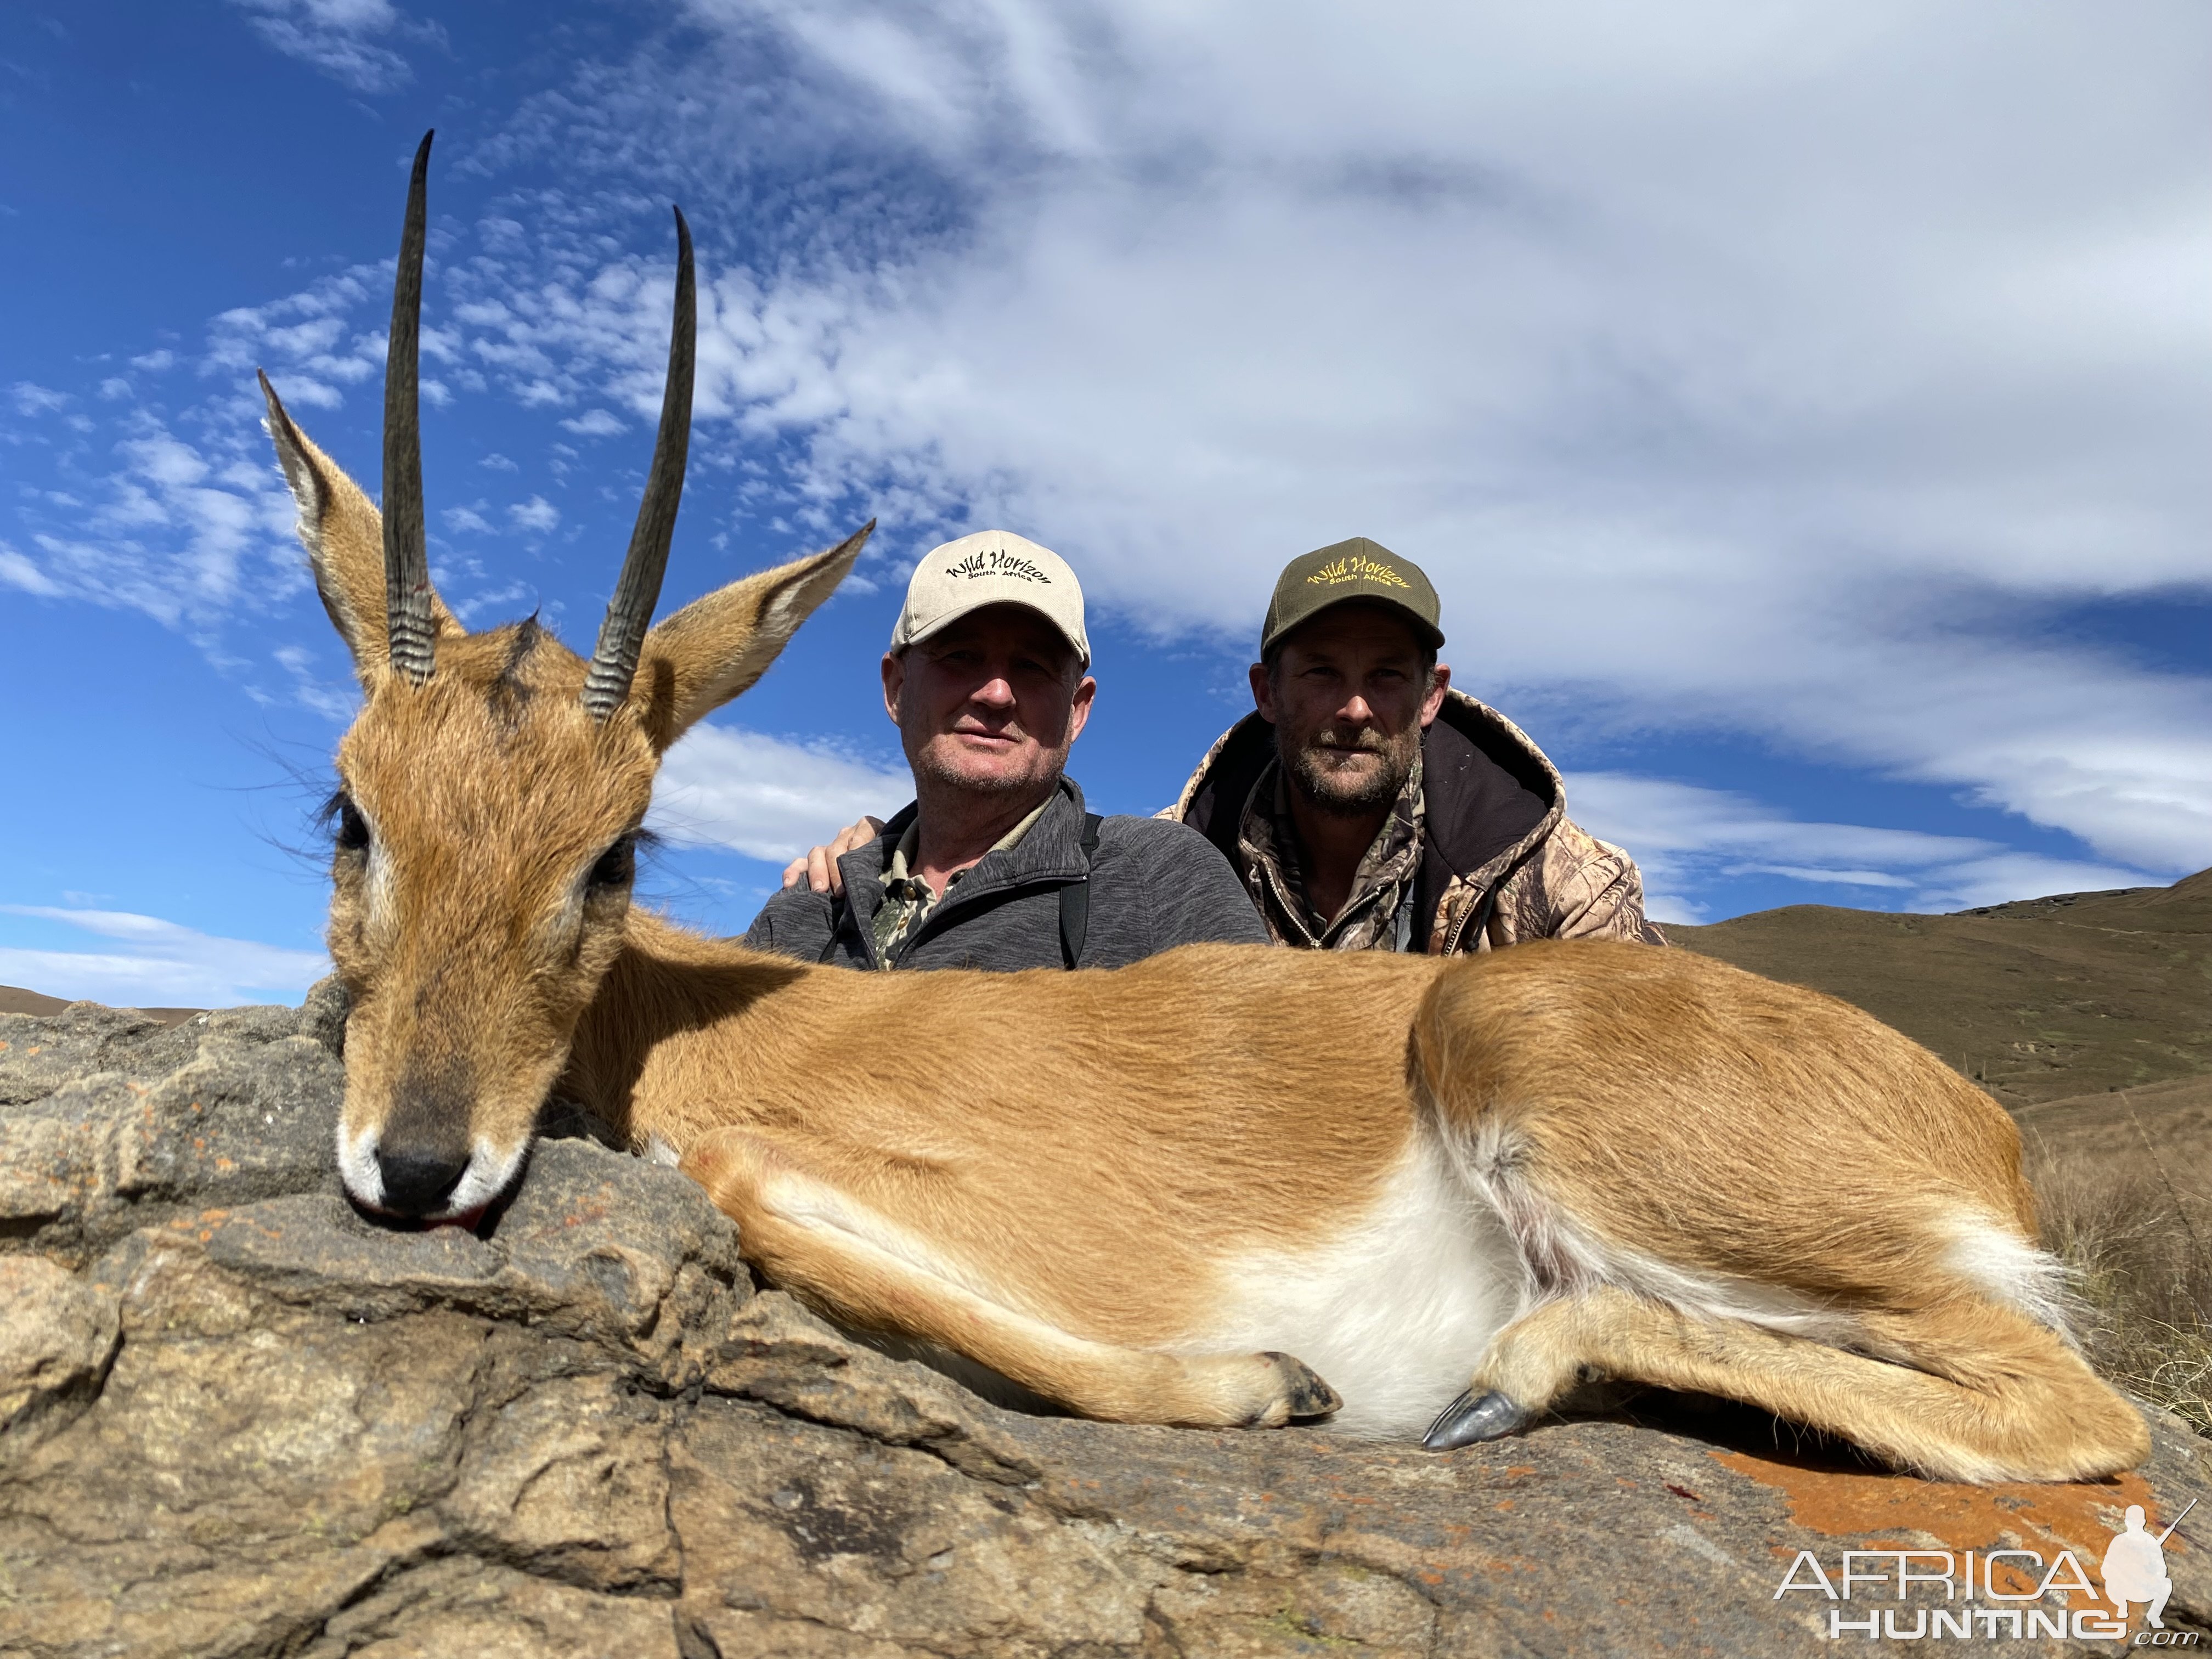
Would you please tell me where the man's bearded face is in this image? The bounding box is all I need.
[1257,602,1442,819]
[1284,713,1421,817]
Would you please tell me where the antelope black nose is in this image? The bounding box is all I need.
[375,1146,469,1216]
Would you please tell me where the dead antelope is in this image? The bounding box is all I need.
[264,134,2148,1485]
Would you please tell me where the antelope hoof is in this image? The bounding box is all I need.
[1254,1351,1342,1424]
[1424,1388,1532,1451]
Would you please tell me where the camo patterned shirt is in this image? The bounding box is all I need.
[870,798,1054,968]
[1235,755,1425,951]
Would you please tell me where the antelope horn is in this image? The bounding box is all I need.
[582,206,696,721]
[383,130,437,685]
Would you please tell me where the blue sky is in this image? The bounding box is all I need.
[3,0,2208,1006]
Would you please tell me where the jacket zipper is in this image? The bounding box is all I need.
[889,865,1088,966]
[1257,859,1395,949]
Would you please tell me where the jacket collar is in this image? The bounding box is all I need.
[1235,752,1426,950]
[834,775,1093,963]
[1414,691,1561,890]
[1175,688,1564,900]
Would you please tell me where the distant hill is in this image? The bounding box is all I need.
[0,984,202,1027]
[2011,1071,2212,1182]
[1668,867,2212,1110]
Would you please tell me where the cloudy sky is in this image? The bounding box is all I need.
[3,0,2208,1006]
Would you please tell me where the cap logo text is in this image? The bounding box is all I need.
[1308,556,1409,590]
[947,549,1052,584]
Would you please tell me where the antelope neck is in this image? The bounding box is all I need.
[559,921,823,1146]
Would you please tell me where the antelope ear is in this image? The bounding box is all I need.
[634,521,873,751]
[259,369,457,682]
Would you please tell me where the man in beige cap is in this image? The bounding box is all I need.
[1169,537,1664,953]
[748,530,1268,970]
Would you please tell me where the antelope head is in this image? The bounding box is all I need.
[263,133,870,1222]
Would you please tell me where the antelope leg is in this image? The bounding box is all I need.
[1452,1285,2148,1483]
[681,1127,1341,1430]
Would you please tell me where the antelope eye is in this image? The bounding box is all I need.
[334,795,371,853]
[587,834,636,891]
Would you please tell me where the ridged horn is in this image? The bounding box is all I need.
[383,130,437,685]
[582,206,696,721]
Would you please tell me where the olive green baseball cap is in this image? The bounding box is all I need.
[1260,537,1444,657]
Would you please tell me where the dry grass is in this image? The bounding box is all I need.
[2034,1154,2212,1437]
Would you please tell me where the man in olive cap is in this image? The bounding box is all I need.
[1168,537,1664,953]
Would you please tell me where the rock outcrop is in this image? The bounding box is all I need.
[3,992,2208,1656]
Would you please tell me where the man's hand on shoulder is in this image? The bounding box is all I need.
[781,815,887,895]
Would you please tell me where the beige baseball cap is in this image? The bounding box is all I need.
[890,530,1090,667]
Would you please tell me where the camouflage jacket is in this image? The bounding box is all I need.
[1169,690,1666,954]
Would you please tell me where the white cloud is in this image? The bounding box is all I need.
[560,409,626,437]
[651,724,908,862]
[273,642,359,720]
[14,2,2212,921]
[0,544,62,597]
[0,906,328,1007]
[210,275,382,392]
[0,247,454,701]
[1565,772,2156,922]
[1734,866,1915,891]
[509,495,560,533]
[447,580,531,624]
[479,453,519,471]
[18,417,302,633]
[487,0,2204,887]
[0,241,420,680]
[228,0,430,94]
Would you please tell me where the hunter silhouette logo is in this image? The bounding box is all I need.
[1306,554,1411,590]
[1771,1496,2198,1643]
[946,548,1052,583]
[2105,1500,2192,1632]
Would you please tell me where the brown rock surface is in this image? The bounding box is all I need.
[0,1257,119,1448]
[3,989,2208,1655]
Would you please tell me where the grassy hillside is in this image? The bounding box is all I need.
[0,984,200,1025]
[1667,866,2212,1109]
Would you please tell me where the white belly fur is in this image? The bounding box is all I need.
[1170,1133,1522,1438]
